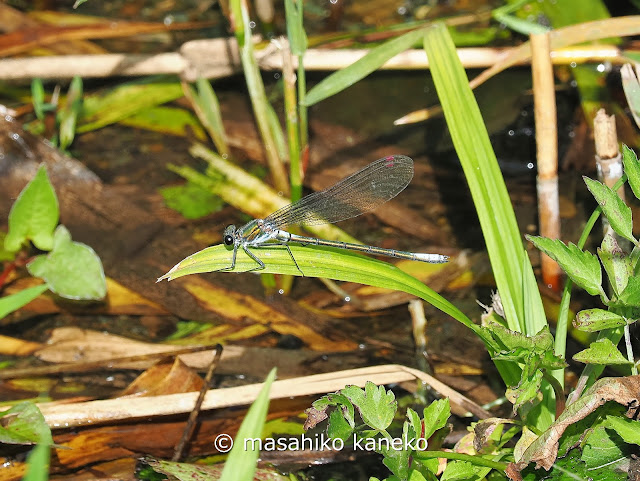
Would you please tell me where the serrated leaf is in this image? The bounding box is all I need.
[440,461,480,481]
[380,420,416,479]
[422,399,450,440]
[27,225,106,300]
[4,165,59,252]
[598,232,633,297]
[604,415,640,445]
[526,236,603,296]
[506,366,543,412]
[574,308,628,332]
[485,323,554,352]
[573,338,632,365]
[584,177,636,244]
[622,144,640,200]
[342,382,396,431]
[327,407,353,442]
[618,275,640,307]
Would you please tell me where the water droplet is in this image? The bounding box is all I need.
[163,15,174,26]
[570,62,577,68]
[249,21,256,28]
[527,162,534,170]
[344,296,351,302]
[274,72,281,79]
[278,289,284,295]
[596,63,605,73]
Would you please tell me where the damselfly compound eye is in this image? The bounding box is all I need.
[224,235,234,245]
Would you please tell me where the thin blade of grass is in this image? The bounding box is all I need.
[304,27,427,106]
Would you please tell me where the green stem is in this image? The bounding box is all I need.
[282,40,302,203]
[413,450,507,471]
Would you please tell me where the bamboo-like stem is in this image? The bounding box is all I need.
[0,44,622,81]
[532,32,561,293]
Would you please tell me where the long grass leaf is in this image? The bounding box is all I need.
[423,23,546,334]
[304,28,427,106]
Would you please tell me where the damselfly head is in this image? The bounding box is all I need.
[223,225,236,245]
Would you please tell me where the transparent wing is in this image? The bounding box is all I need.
[265,155,413,228]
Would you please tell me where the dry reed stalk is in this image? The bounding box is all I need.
[532,32,561,292]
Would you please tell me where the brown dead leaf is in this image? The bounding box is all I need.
[120,358,203,397]
[181,280,357,351]
[0,334,42,356]
[507,375,640,480]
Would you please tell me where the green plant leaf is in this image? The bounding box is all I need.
[598,232,633,297]
[618,275,640,307]
[159,182,223,219]
[78,79,184,133]
[574,308,629,332]
[0,284,49,320]
[118,105,207,141]
[219,368,276,481]
[158,243,484,340]
[31,79,45,121]
[327,408,353,442]
[583,177,636,244]
[285,0,307,56]
[194,78,228,155]
[380,420,416,480]
[27,225,106,300]
[422,399,450,440]
[423,23,547,341]
[4,164,59,252]
[58,76,83,150]
[440,461,479,481]
[526,236,603,296]
[604,415,640,445]
[622,144,640,199]
[304,28,427,106]
[341,382,396,432]
[573,338,632,365]
[0,401,52,445]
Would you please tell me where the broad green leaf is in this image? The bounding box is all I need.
[27,226,106,300]
[582,422,631,471]
[622,144,640,199]
[422,399,450,440]
[5,165,59,252]
[58,76,82,150]
[0,284,49,320]
[485,322,553,352]
[304,28,427,106]
[341,382,396,431]
[0,402,52,445]
[6,402,52,481]
[618,275,640,307]
[118,105,207,141]
[604,415,640,445]
[573,338,632,365]
[78,79,184,133]
[327,408,353,442]
[574,308,628,332]
[506,364,543,412]
[583,177,636,244]
[158,243,484,340]
[598,232,633,297]
[159,182,223,219]
[440,461,480,481]
[527,236,603,297]
[219,368,276,481]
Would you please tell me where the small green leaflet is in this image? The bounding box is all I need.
[341,382,396,432]
[573,308,629,332]
[573,338,632,365]
[526,236,603,296]
[583,177,636,244]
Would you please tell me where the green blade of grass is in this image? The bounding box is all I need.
[158,243,485,342]
[423,23,546,335]
[304,27,427,107]
[219,368,276,481]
